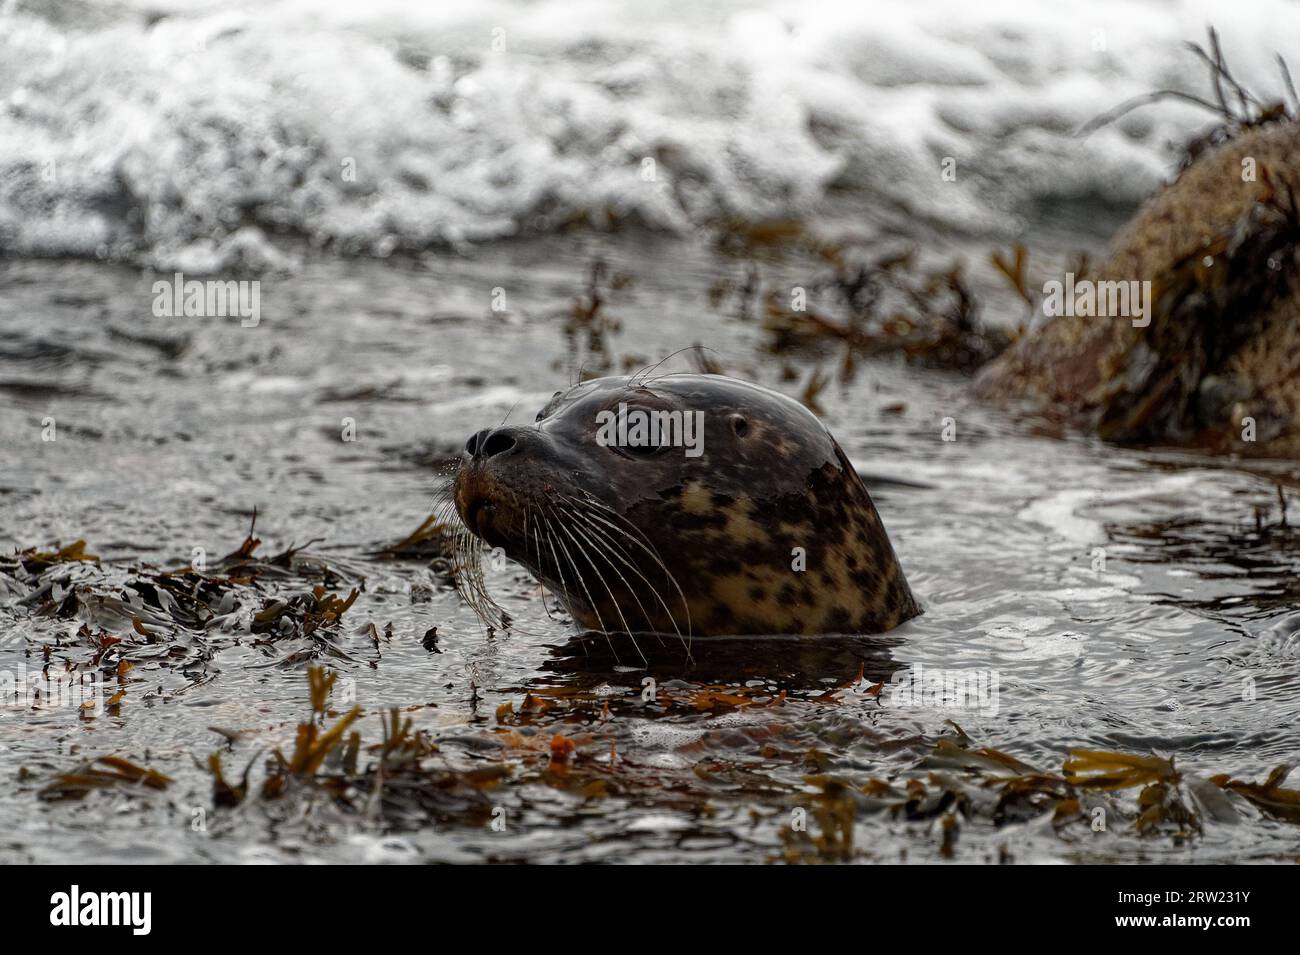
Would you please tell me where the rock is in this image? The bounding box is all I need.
[976,119,1300,458]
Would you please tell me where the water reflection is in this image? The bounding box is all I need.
[540,631,905,690]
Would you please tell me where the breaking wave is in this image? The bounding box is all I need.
[3,0,1299,267]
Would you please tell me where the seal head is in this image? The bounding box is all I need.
[454,373,920,636]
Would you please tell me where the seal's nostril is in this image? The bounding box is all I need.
[480,430,518,458]
[467,428,518,460]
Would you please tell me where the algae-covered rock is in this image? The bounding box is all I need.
[977,117,1300,457]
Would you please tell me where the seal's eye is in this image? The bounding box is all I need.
[730,414,749,437]
[623,440,665,458]
[536,391,564,422]
[599,403,673,459]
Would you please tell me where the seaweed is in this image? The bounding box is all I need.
[706,262,762,321]
[208,751,255,807]
[757,247,1015,374]
[39,755,172,801]
[205,666,501,825]
[207,510,362,586]
[798,365,830,416]
[780,775,858,862]
[1062,748,1179,790]
[1063,749,1202,835]
[713,218,808,258]
[897,736,1249,839]
[2,509,390,686]
[251,585,360,639]
[1095,163,1300,447]
[778,714,1300,862]
[688,343,724,375]
[370,513,456,561]
[8,540,99,571]
[989,243,1033,305]
[556,258,634,380]
[1080,28,1297,168]
[182,660,1300,856]
[1214,764,1300,822]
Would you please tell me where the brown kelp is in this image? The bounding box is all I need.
[187,664,1300,861]
[206,667,504,826]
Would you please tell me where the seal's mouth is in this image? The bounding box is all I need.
[459,489,511,551]
[454,451,518,552]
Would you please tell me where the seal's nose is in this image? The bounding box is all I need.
[465,427,520,461]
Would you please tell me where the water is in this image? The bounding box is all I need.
[3,231,1299,863]
[3,0,1300,864]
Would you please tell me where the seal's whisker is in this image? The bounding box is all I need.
[544,505,610,630]
[533,509,588,656]
[561,506,659,633]
[495,399,522,430]
[451,526,487,622]
[539,510,580,631]
[468,556,507,628]
[553,505,646,665]
[629,347,698,388]
[561,517,656,666]
[574,506,693,646]
[524,505,559,621]
[446,505,508,632]
[424,473,460,519]
[561,499,687,653]
[564,504,690,661]
[543,507,607,644]
[564,492,693,648]
[432,494,460,530]
[543,507,622,664]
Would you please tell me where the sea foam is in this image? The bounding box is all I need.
[2,0,1298,267]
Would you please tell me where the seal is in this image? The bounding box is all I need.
[452,373,921,637]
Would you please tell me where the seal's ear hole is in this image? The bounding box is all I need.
[730,414,749,437]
